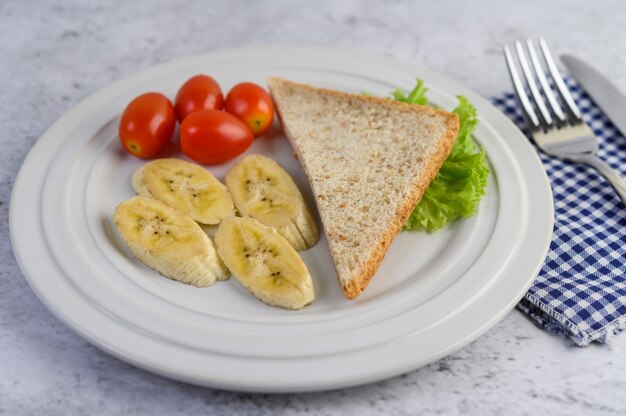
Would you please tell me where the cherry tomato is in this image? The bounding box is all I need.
[180,110,253,164]
[174,75,223,122]
[224,82,274,137]
[118,92,175,158]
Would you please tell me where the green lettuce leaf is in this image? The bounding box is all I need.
[392,81,489,232]
[390,78,429,105]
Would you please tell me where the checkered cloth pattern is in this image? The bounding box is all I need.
[491,79,626,346]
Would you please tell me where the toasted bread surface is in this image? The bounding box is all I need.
[268,77,459,299]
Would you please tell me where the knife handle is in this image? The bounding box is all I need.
[573,153,626,205]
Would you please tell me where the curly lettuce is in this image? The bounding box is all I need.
[392,80,489,232]
[390,78,428,105]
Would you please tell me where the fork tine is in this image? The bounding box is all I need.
[515,41,552,127]
[526,39,567,124]
[538,38,582,121]
[504,45,541,130]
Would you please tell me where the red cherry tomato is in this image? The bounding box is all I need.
[174,75,223,122]
[224,82,274,137]
[118,92,175,158]
[180,110,253,164]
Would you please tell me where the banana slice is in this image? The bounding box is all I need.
[132,158,235,225]
[225,154,319,251]
[114,196,229,287]
[215,216,315,309]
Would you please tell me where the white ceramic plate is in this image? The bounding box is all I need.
[9,46,553,393]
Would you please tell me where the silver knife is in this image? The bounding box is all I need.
[561,55,626,138]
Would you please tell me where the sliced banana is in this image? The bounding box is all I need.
[114,196,229,287]
[132,158,235,225]
[225,154,319,251]
[215,216,315,309]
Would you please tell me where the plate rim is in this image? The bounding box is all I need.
[9,45,554,392]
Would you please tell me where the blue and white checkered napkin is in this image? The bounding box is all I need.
[492,79,626,346]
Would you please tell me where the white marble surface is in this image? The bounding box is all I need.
[2,0,626,414]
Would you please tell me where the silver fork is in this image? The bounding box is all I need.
[504,38,626,203]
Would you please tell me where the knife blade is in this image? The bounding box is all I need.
[561,54,626,139]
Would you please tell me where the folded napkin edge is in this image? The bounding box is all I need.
[519,293,626,347]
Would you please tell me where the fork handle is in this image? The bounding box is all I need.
[572,153,626,205]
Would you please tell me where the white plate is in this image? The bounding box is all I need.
[9,46,553,393]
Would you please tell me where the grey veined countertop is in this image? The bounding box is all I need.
[2,0,626,414]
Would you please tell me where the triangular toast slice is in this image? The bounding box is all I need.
[267,78,459,299]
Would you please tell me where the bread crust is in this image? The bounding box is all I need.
[268,77,460,299]
[268,77,455,126]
